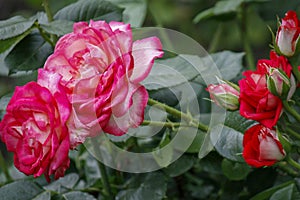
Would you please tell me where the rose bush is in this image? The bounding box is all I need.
[42,20,164,148]
[0,70,71,181]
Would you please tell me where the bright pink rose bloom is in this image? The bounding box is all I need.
[243,124,285,167]
[276,10,300,57]
[206,83,239,111]
[239,51,292,128]
[43,20,163,148]
[0,71,71,181]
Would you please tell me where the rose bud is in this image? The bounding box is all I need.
[206,83,240,111]
[243,124,286,168]
[275,10,300,57]
[267,68,293,99]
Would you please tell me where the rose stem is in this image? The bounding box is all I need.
[98,161,113,200]
[285,127,300,140]
[277,162,299,177]
[147,98,208,132]
[286,155,300,171]
[42,0,58,43]
[283,100,300,122]
[141,120,196,129]
[0,151,12,182]
[91,140,114,199]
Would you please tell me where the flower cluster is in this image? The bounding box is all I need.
[207,11,300,168]
[0,20,163,181]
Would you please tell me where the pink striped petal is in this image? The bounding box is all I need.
[130,37,164,83]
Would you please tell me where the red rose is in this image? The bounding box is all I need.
[243,124,285,167]
[239,51,292,128]
[239,70,283,128]
[276,10,300,57]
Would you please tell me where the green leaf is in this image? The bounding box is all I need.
[221,158,251,181]
[0,27,34,54]
[43,173,79,193]
[0,180,44,200]
[164,155,195,177]
[250,181,295,200]
[224,111,256,133]
[63,191,97,200]
[40,20,73,36]
[54,0,124,22]
[212,124,244,162]
[5,32,52,74]
[84,154,101,185]
[32,191,51,200]
[193,51,244,84]
[0,96,10,119]
[110,0,147,27]
[116,172,167,200]
[270,184,300,200]
[0,16,36,40]
[143,55,199,90]
[186,130,206,153]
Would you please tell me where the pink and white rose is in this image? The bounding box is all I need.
[43,20,163,148]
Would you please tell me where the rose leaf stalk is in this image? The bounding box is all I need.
[147,98,209,132]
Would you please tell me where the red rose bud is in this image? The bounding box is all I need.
[275,11,300,57]
[267,68,292,99]
[243,124,286,168]
[206,83,240,111]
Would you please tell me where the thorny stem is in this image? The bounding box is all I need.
[147,98,209,132]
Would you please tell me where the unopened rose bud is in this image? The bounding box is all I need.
[206,83,240,111]
[275,11,300,57]
[267,68,292,99]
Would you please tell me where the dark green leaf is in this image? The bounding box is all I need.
[213,124,244,162]
[250,181,295,200]
[54,0,124,22]
[63,191,97,200]
[40,20,73,36]
[186,130,206,153]
[164,155,195,177]
[110,0,147,27]
[221,158,251,181]
[270,184,300,200]
[0,180,44,200]
[0,16,36,40]
[0,27,34,54]
[224,111,256,133]
[116,172,167,200]
[5,32,52,74]
[143,55,199,90]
